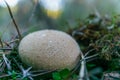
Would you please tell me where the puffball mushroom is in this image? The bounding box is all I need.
[19,30,81,70]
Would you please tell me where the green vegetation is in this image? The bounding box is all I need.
[1,1,120,80]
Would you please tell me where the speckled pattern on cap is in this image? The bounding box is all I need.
[19,30,81,70]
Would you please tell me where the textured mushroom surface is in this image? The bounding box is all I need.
[19,30,81,70]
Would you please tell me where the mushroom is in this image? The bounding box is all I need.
[19,30,81,70]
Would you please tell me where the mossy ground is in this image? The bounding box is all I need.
[1,13,120,80]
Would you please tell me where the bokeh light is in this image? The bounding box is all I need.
[0,0,19,7]
[40,0,64,19]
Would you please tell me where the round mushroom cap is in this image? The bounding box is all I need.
[19,30,81,70]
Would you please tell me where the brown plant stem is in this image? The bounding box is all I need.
[4,0,22,40]
[0,38,3,48]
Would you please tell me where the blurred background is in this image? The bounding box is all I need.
[0,0,120,41]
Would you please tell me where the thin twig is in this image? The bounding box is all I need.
[84,49,95,57]
[79,59,89,80]
[78,51,98,80]
[0,74,11,78]
[84,54,99,60]
[31,70,48,73]
[0,60,6,73]
[4,0,22,40]
[0,38,3,48]
[32,70,56,77]
[29,0,38,22]
[0,70,56,79]
[7,39,19,44]
[20,66,33,79]
[12,58,23,71]
[86,57,98,62]
[2,54,12,71]
[0,48,12,51]
[0,73,20,78]
[0,39,19,47]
